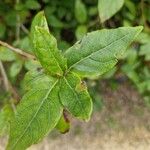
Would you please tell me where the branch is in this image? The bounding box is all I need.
[0,61,9,91]
[16,0,20,42]
[0,40,35,59]
[0,61,20,101]
[21,24,30,34]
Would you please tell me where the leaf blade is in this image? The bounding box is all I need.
[59,73,92,121]
[33,27,67,76]
[98,0,124,23]
[65,26,143,77]
[30,11,49,40]
[7,79,63,150]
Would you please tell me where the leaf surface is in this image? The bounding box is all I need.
[98,0,124,23]
[59,73,92,121]
[33,27,67,76]
[22,70,56,92]
[65,27,143,77]
[7,78,63,150]
[30,11,49,40]
[55,112,70,134]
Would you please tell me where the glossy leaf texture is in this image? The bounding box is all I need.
[32,27,67,76]
[98,0,124,23]
[59,73,92,121]
[64,26,143,78]
[7,74,63,150]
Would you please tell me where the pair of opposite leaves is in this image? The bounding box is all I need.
[7,11,143,150]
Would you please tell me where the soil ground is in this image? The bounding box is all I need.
[0,81,150,150]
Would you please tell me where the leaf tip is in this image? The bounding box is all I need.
[135,26,143,32]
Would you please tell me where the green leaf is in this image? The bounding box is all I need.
[139,43,150,61]
[75,25,87,40]
[0,46,16,62]
[122,65,140,84]
[30,11,49,41]
[17,37,32,54]
[7,79,63,150]
[135,32,150,44]
[125,48,138,64]
[0,22,6,38]
[65,26,143,77]
[32,27,67,76]
[25,0,41,10]
[0,105,14,136]
[46,15,64,28]
[55,112,70,134]
[9,60,23,78]
[98,0,124,23]
[59,72,92,121]
[22,70,56,92]
[75,0,87,24]
[24,59,41,71]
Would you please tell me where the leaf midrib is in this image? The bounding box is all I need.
[68,31,131,70]
[38,29,63,74]
[63,77,88,118]
[12,80,58,149]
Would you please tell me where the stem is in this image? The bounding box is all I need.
[0,61,9,91]
[16,0,20,42]
[0,40,35,59]
[0,61,19,110]
[21,24,29,34]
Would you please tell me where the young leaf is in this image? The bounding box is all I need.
[30,11,49,41]
[55,111,70,134]
[64,26,143,77]
[59,72,92,121]
[32,27,67,76]
[98,0,124,23]
[7,79,63,150]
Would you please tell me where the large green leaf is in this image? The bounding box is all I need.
[32,27,67,76]
[98,0,124,23]
[31,11,66,75]
[7,78,63,150]
[64,27,143,77]
[59,73,92,121]
[22,70,56,92]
